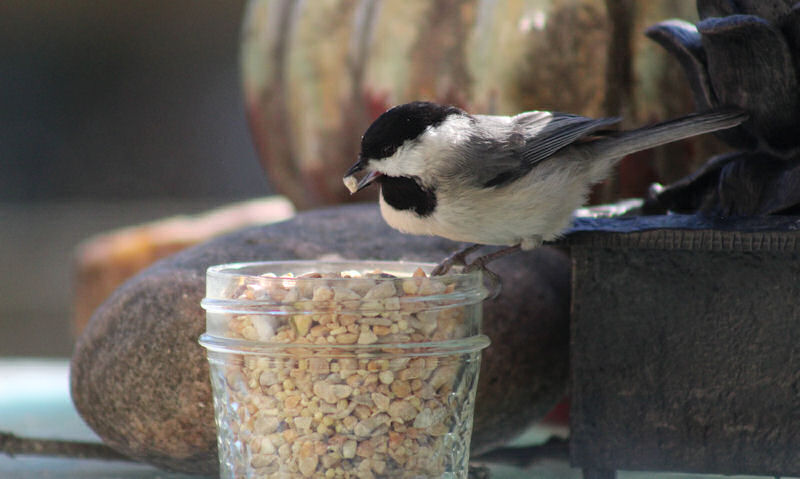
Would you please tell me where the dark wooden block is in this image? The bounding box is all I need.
[567,215,800,477]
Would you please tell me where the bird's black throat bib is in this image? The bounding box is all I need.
[379,176,437,217]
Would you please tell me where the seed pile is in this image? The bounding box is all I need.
[212,268,480,478]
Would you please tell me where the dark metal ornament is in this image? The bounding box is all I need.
[645,0,800,216]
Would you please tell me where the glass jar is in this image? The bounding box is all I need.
[199,260,490,479]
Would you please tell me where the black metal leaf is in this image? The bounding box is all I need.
[699,15,800,154]
[645,20,716,111]
[756,158,800,215]
[643,152,737,214]
[722,0,796,25]
[697,0,740,20]
[715,152,797,216]
[781,4,800,83]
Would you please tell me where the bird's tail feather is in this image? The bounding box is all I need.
[590,108,747,164]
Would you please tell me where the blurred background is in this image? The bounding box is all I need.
[1,1,271,356]
[2,0,717,358]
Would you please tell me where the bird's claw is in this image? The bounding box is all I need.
[431,244,483,276]
[464,244,522,273]
[433,244,523,299]
[463,261,503,300]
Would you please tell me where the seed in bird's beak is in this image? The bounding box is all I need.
[343,157,383,194]
[344,158,366,193]
[343,175,359,194]
[343,171,383,194]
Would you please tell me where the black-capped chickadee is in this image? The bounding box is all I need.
[343,101,747,273]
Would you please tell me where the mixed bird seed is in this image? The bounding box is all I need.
[213,267,478,478]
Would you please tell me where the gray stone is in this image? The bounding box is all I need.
[71,204,570,474]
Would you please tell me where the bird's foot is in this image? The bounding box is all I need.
[462,244,522,273]
[462,245,522,299]
[432,244,523,298]
[431,244,483,276]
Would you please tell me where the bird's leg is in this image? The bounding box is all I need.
[463,244,522,273]
[431,244,484,276]
[463,244,523,300]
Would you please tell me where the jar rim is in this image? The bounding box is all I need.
[198,332,490,357]
[205,260,481,281]
[202,260,488,308]
[202,260,488,350]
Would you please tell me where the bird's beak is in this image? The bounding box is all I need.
[343,158,382,194]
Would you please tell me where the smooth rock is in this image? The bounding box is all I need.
[70,204,570,474]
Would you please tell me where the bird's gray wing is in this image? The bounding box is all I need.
[465,111,620,188]
[517,111,621,167]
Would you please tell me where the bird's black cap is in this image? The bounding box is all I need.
[359,101,463,160]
